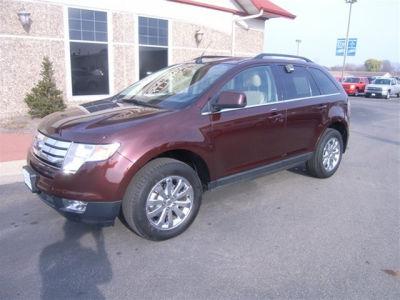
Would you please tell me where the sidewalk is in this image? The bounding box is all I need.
[0,133,33,185]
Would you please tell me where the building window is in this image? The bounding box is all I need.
[138,16,168,79]
[68,8,109,96]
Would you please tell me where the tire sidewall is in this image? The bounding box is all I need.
[127,161,202,240]
[316,129,343,177]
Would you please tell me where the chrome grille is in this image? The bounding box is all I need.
[33,133,71,168]
[367,87,381,91]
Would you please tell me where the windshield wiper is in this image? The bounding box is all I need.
[121,98,160,109]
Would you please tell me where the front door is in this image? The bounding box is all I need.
[207,65,287,178]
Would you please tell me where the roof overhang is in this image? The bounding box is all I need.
[236,0,296,19]
[169,0,296,20]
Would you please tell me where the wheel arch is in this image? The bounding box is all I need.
[327,121,349,152]
[118,147,212,198]
[154,149,211,189]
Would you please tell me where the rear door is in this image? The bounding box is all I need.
[273,65,340,156]
[206,65,287,178]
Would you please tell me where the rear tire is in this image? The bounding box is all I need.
[306,128,343,178]
[122,158,203,241]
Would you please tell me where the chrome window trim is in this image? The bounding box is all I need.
[201,93,341,116]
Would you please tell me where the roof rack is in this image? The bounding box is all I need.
[254,53,313,63]
[194,55,231,64]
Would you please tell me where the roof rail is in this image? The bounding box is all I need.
[194,55,231,64]
[254,53,313,63]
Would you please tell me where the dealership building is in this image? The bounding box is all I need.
[0,0,295,119]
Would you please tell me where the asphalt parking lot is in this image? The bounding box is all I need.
[0,96,399,299]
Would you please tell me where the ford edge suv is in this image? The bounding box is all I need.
[23,54,350,240]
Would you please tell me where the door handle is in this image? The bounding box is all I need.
[316,104,328,110]
[267,109,284,122]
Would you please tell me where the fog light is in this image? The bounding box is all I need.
[62,199,87,213]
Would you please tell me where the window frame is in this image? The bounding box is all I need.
[274,64,320,100]
[202,63,342,116]
[308,67,340,95]
[64,6,114,101]
[202,64,281,115]
[137,15,171,80]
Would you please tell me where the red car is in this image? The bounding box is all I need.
[23,54,349,240]
[341,77,369,96]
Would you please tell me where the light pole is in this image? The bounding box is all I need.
[341,0,357,81]
[295,39,302,56]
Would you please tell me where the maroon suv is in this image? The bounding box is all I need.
[23,54,349,240]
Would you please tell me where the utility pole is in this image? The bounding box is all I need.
[295,39,302,56]
[341,0,357,81]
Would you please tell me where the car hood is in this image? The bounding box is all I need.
[366,84,389,89]
[38,100,168,143]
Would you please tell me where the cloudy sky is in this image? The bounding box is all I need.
[263,0,400,67]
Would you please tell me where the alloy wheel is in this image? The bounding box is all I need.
[146,176,194,230]
[322,137,341,172]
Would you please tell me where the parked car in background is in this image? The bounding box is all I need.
[365,78,400,99]
[23,54,349,240]
[341,77,369,96]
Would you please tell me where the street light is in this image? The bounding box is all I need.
[341,0,357,81]
[295,39,302,56]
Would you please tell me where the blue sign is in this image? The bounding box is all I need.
[336,38,357,56]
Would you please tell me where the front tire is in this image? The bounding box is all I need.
[122,158,203,241]
[306,128,343,178]
[386,91,391,99]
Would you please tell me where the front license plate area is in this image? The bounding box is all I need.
[22,166,38,193]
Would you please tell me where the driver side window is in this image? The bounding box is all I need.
[220,66,278,107]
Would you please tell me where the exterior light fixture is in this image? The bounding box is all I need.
[194,29,204,46]
[17,7,32,31]
[341,0,357,80]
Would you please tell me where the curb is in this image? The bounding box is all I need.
[0,160,25,185]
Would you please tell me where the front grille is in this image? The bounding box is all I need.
[367,87,381,91]
[33,134,71,168]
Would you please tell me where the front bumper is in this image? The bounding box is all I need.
[23,165,121,225]
[365,91,387,97]
[39,192,121,225]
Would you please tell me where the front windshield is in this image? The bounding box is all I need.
[344,77,360,83]
[117,63,233,109]
[373,79,390,85]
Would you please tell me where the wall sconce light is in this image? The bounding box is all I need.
[195,29,204,46]
[17,7,32,31]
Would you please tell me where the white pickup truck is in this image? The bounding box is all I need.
[365,78,400,99]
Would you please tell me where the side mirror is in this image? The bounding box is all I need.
[212,91,247,112]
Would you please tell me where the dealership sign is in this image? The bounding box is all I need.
[336,38,357,56]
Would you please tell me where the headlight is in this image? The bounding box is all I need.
[62,142,120,174]
[32,132,45,156]
[350,84,355,89]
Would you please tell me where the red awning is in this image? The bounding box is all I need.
[236,0,296,19]
[169,0,295,19]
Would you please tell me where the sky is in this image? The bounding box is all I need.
[263,0,400,67]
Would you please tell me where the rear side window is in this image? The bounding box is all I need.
[309,68,339,95]
[275,65,319,100]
